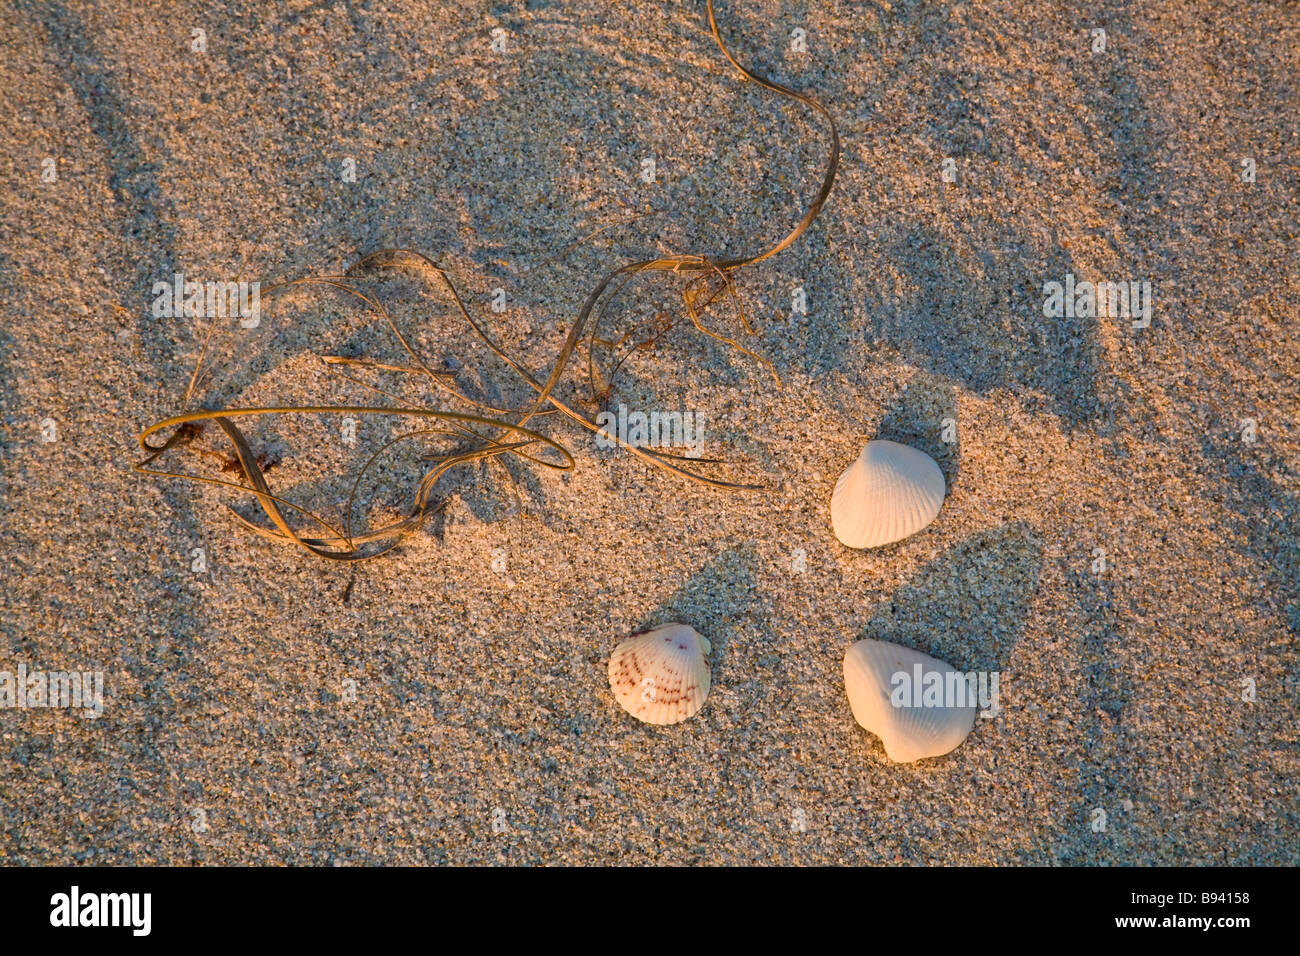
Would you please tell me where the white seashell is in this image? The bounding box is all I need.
[830,440,946,549]
[608,623,711,725]
[842,638,976,762]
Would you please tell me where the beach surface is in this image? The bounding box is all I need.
[0,0,1296,864]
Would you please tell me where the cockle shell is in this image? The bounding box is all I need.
[830,440,946,549]
[608,623,711,725]
[842,638,976,762]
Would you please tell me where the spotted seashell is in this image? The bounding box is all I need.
[608,624,711,725]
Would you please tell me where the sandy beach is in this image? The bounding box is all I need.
[0,0,1296,864]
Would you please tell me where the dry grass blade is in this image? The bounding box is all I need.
[137,407,572,560]
[135,0,839,560]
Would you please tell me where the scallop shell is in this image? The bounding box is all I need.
[830,440,946,549]
[842,638,976,762]
[608,624,711,725]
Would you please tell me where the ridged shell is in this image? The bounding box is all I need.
[608,624,711,725]
[831,440,946,548]
[842,638,976,762]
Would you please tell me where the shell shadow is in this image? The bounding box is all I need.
[881,226,1104,430]
[1053,557,1141,863]
[1062,560,1131,718]
[858,521,1044,674]
[637,544,766,677]
[875,374,961,490]
[1197,429,1298,639]
[0,319,19,464]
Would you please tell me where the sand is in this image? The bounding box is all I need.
[0,0,1295,864]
